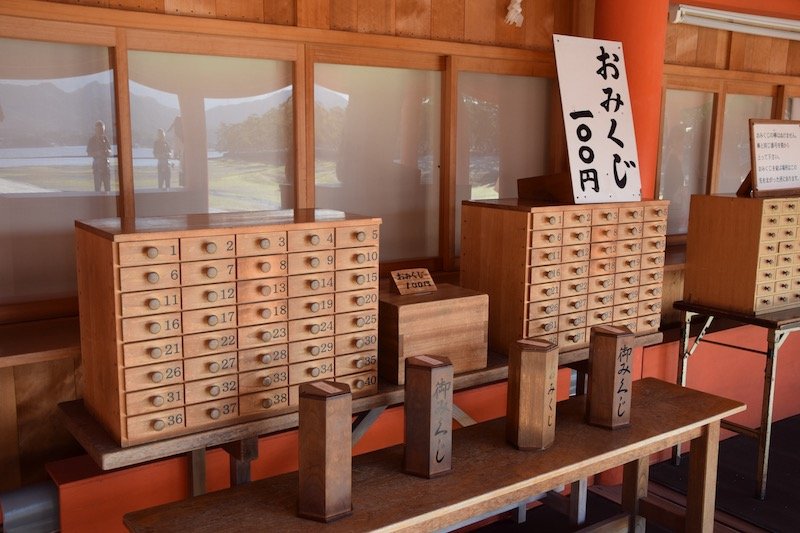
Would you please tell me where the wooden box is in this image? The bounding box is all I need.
[378,284,488,385]
[685,194,800,314]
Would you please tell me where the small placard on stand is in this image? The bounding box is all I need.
[586,325,634,429]
[738,119,800,198]
[390,268,436,295]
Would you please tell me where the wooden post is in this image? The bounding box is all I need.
[404,355,454,478]
[587,325,635,429]
[506,339,558,450]
[297,381,352,522]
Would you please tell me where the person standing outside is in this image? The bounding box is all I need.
[153,128,171,190]
[86,120,111,192]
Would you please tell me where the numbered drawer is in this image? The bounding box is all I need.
[530,247,562,266]
[335,309,378,334]
[528,282,560,300]
[120,288,181,318]
[526,317,558,337]
[287,228,335,251]
[289,249,336,274]
[530,265,561,284]
[238,322,289,349]
[238,345,289,372]
[559,295,588,314]
[288,315,335,342]
[587,308,613,326]
[592,207,618,225]
[336,370,378,398]
[560,278,589,296]
[126,384,185,417]
[639,283,663,300]
[781,199,800,214]
[618,223,643,240]
[640,268,663,284]
[181,306,236,335]
[530,229,562,248]
[562,244,590,262]
[335,289,378,314]
[119,263,181,293]
[760,241,780,255]
[613,303,638,322]
[530,211,563,229]
[288,272,336,297]
[185,398,239,429]
[239,388,291,416]
[289,358,336,385]
[617,239,642,256]
[612,319,638,333]
[615,255,640,273]
[123,337,183,368]
[591,242,617,259]
[561,261,589,280]
[644,204,668,221]
[614,287,639,305]
[589,258,616,276]
[126,407,185,441]
[530,333,558,345]
[559,311,587,330]
[337,268,379,292]
[181,282,236,310]
[761,227,781,243]
[236,278,288,303]
[562,227,591,246]
[615,271,640,288]
[758,269,777,283]
[755,295,774,312]
[335,247,379,270]
[122,312,182,342]
[181,259,236,286]
[638,299,662,315]
[588,291,614,310]
[336,224,380,247]
[559,328,587,348]
[289,337,336,363]
[118,239,180,266]
[336,352,378,377]
[782,214,799,227]
[562,209,592,227]
[180,235,236,261]
[239,366,290,394]
[238,300,289,326]
[619,206,644,223]
[237,254,288,280]
[591,225,618,242]
[589,275,614,293]
[184,375,238,405]
[757,282,774,297]
[778,227,797,241]
[779,241,797,254]
[182,329,237,358]
[183,352,238,381]
[236,231,288,256]
[287,294,333,319]
[527,300,560,320]
[776,266,794,281]
[124,361,184,392]
[775,280,793,294]
[774,293,794,307]
[643,221,667,238]
[335,331,378,354]
[640,252,664,269]
[642,236,666,254]
[637,314,660,332]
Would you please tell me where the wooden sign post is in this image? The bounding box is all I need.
[506,339,559,450]
[586,325,634,429]
[403,355,453,478]
[298,381,352,522]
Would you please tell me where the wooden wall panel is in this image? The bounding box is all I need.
[164,0,216,17]
[396,0,431,39]
[110,0,163,13]
[494,0,524,49]
[788,42,800,76]
[296,0,329,28]
[357,0,394,35]
[525,0,554,50]
[464,0,494,44]
[331,0,358,32]
[695,26,729,69]
[0,367,21,491]
[214,0,264,22]
[263,0,296,26]
[431,0,464,42]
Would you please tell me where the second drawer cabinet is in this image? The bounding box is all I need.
[76,210,381,447]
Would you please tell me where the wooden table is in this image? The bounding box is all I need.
[123,378,743,533]
[674,301,800,500]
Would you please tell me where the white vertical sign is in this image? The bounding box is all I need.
[554,34,642,203]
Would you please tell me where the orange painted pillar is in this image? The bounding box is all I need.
[594,0,668,199]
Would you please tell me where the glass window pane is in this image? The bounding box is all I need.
[718,94,773,193]
[455,72,551,253]
[314,64,440,261]
[0,37,118,303]
[658,89,713,234]
[786,96,800,120]
[128,51,293,216]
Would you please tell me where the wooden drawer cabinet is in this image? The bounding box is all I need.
[685,195,800,314]
[76,210,380,446]
[461,199,667,354]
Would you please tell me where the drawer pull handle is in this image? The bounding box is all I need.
[573,300,585,309]
[647,319,657,326]
[649,303,660,312]
[309,234,321,245]
[260,285,272,297]
[600,295,612,304]
[208,408,221,420]
[601,279,612,288]
[208,338,220,350]
[655,209,665,217]
[147,298,161,310]
[545,270,557,279]
[260,353,272,364]
[309,345,321,356]
[354,379,365,390]
[571,317,585,326]
[770,205,778,210]
[206,267,218,278]
[205,242,217,254]
[626,276,637,284]
[605,212,614,221]
[355,338,366,349]
[576,283,588,291]
[356,275,366,285]
[150,347,163,359]
[545,304,557,314]
[262,398,274,409]
[209,385,221,397]
[151,395,164,407]
[310,324,321,334]
[309,367,321,378]
[577,214,588,223]
[626,292,637,301]
[356,253,366,264]
[546,216,557,224]
[260,262,272,273]
[356,317,366,327]
[603,246,613,254]
[568,333,582,343]
[625,308,635,316]
[544,287,557,296]
[152,419,166,431]
[310,279,321,290]
[356,358,367,369]
[629,243,640,251]
[630,210,640,219]
[767,245,776,252]
[652,272,663,281]
[546,234,557,243]
[769,218,778,224]
[262,376,272,387]
[259,238,271,249]
[779,296,788,303]
[543,323,555,332]
[627,259,639,268]
[145,247,159,259]
[576,249,588,258]
[546,252,557,261]
[209,362,221,373]
[261,331,273,342]
[655,241,664,250]
[629,227,640,235]
[261,308,272,319]
[598,312,610,320]
[602,263,612,272]
[207,315,219,326]
[151,371,164,383]
[355,296,366,306]
[309,257,321,268]
[575,232,586,241]
[148,323,161,334]
[146,272,160,284]
[356,231,367,242]
[206,290,218,302]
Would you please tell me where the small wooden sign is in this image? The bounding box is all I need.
[390,268,437,295]
[506,339,558,451]
[741,119,800,198]
[586,325,634,429]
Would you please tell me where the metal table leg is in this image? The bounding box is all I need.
[674,310,711,465]
[756,329,786,500]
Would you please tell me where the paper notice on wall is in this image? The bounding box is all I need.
[751,120,800,194]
